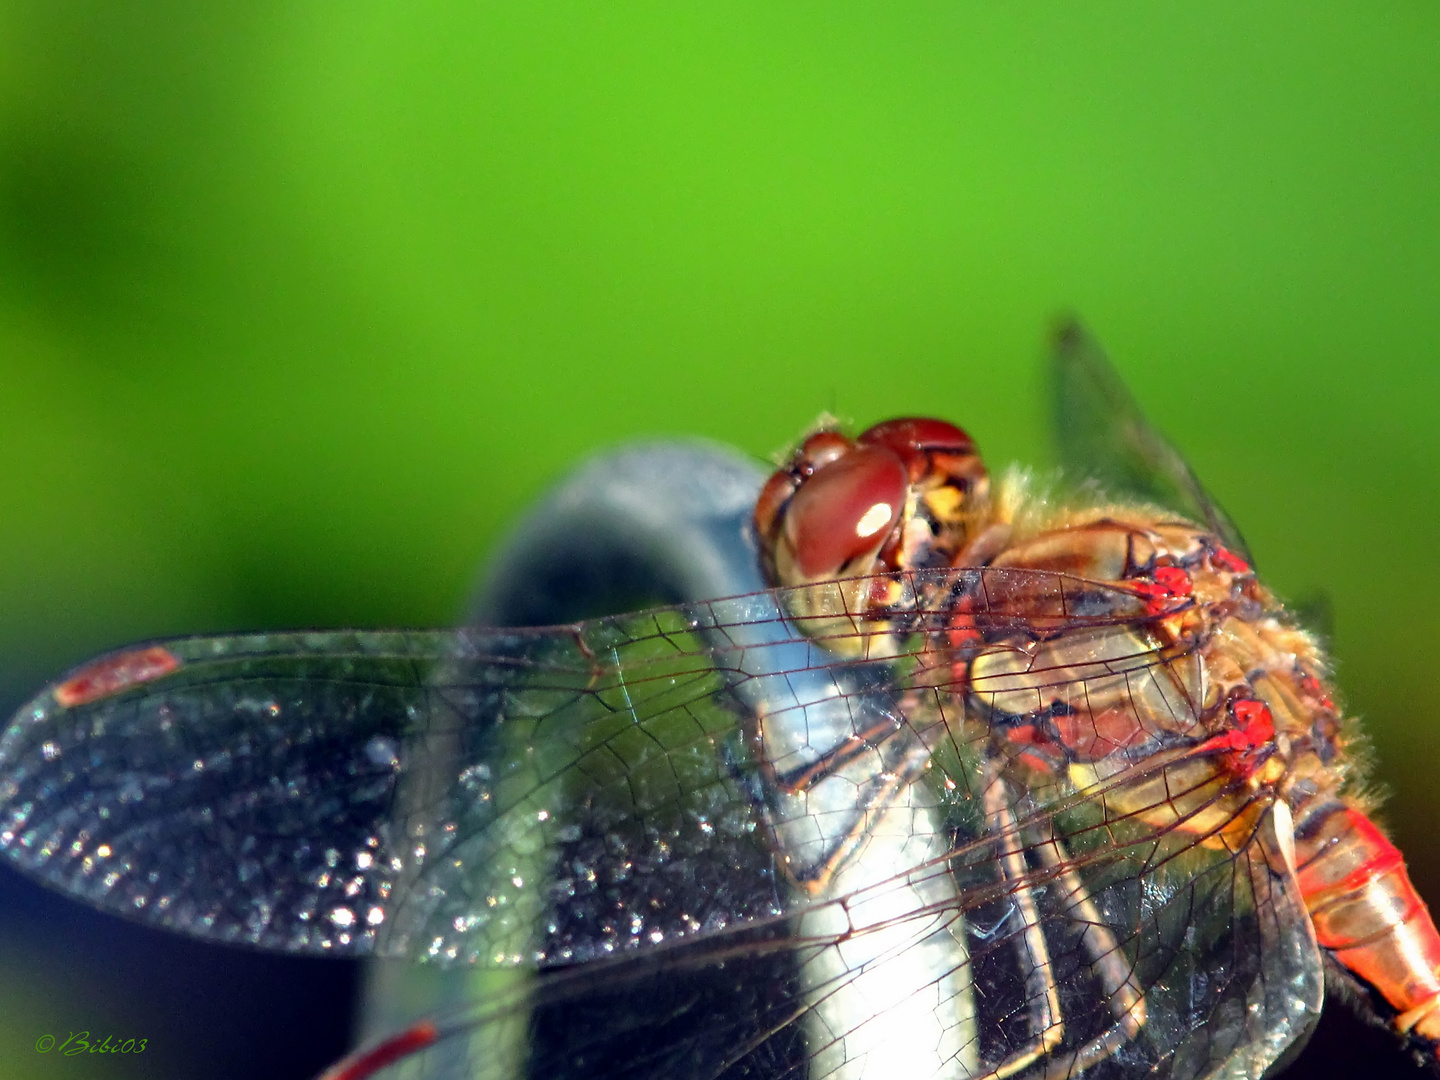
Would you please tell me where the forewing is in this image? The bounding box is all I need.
[1051,318,1253,565]
[0,568,1321,1078]
[0,617,788,960]
[0,567,1139,959]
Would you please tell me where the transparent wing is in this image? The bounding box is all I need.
[1051,318,1253,566]
[0,567,1320,1079]
[1,618,778,960]
[0,567,1137,958]
[395,792,1321,1080]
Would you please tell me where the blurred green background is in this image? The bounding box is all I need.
[1,3,1437,1079]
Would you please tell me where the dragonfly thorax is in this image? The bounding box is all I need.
[761,417,1359,864]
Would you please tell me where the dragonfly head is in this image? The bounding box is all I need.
[754,416,991,594]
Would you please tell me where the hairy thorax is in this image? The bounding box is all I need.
[969,475,1357,859]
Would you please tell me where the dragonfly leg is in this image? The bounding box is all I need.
[777,737,936,896]
[793,741,980,1080]
[752,709,911,796]
[974,763,1064,1080]
[747,690,949,896]
[971,783,1147,1080]
[1021,827,1147,1079]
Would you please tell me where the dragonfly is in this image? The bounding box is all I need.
[2,321,1436,1080]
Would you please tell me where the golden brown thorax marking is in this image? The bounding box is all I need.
[976,496,1355,856]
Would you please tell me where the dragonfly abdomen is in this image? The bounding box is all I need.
[1292,797,1440,1049]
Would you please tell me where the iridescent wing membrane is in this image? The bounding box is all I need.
[0,566,1319,1080]
[1051,319,1253,567]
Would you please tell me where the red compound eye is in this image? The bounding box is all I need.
[753,430,857,542]
[795,430,852,474]
[782,446,908,579]
[858,418,975,481]
[858,417,974,454]
[753,470,799,542]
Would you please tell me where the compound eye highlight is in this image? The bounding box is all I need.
[781,446,908,581]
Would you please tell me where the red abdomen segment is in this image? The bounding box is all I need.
[1293,801,1440,1045]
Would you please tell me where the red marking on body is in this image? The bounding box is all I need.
[1014,751,1057,775]
[54,646,182,708]
[1198,698,1275,777]
[1231,699,1275,742]
[317,1021,440,1080]
[1299,673,1338,713]
[944,615,982,653]
[1297,810,1407,921]
[1210,546,1250,574]
[1130,565,1193,616]
[1003,706,1159,771]
[1295,805,1440,1045]
[1053,705,1151,762]
[999,724,1061,774]
[941,609,984,690]
[1152,565,1192,596]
